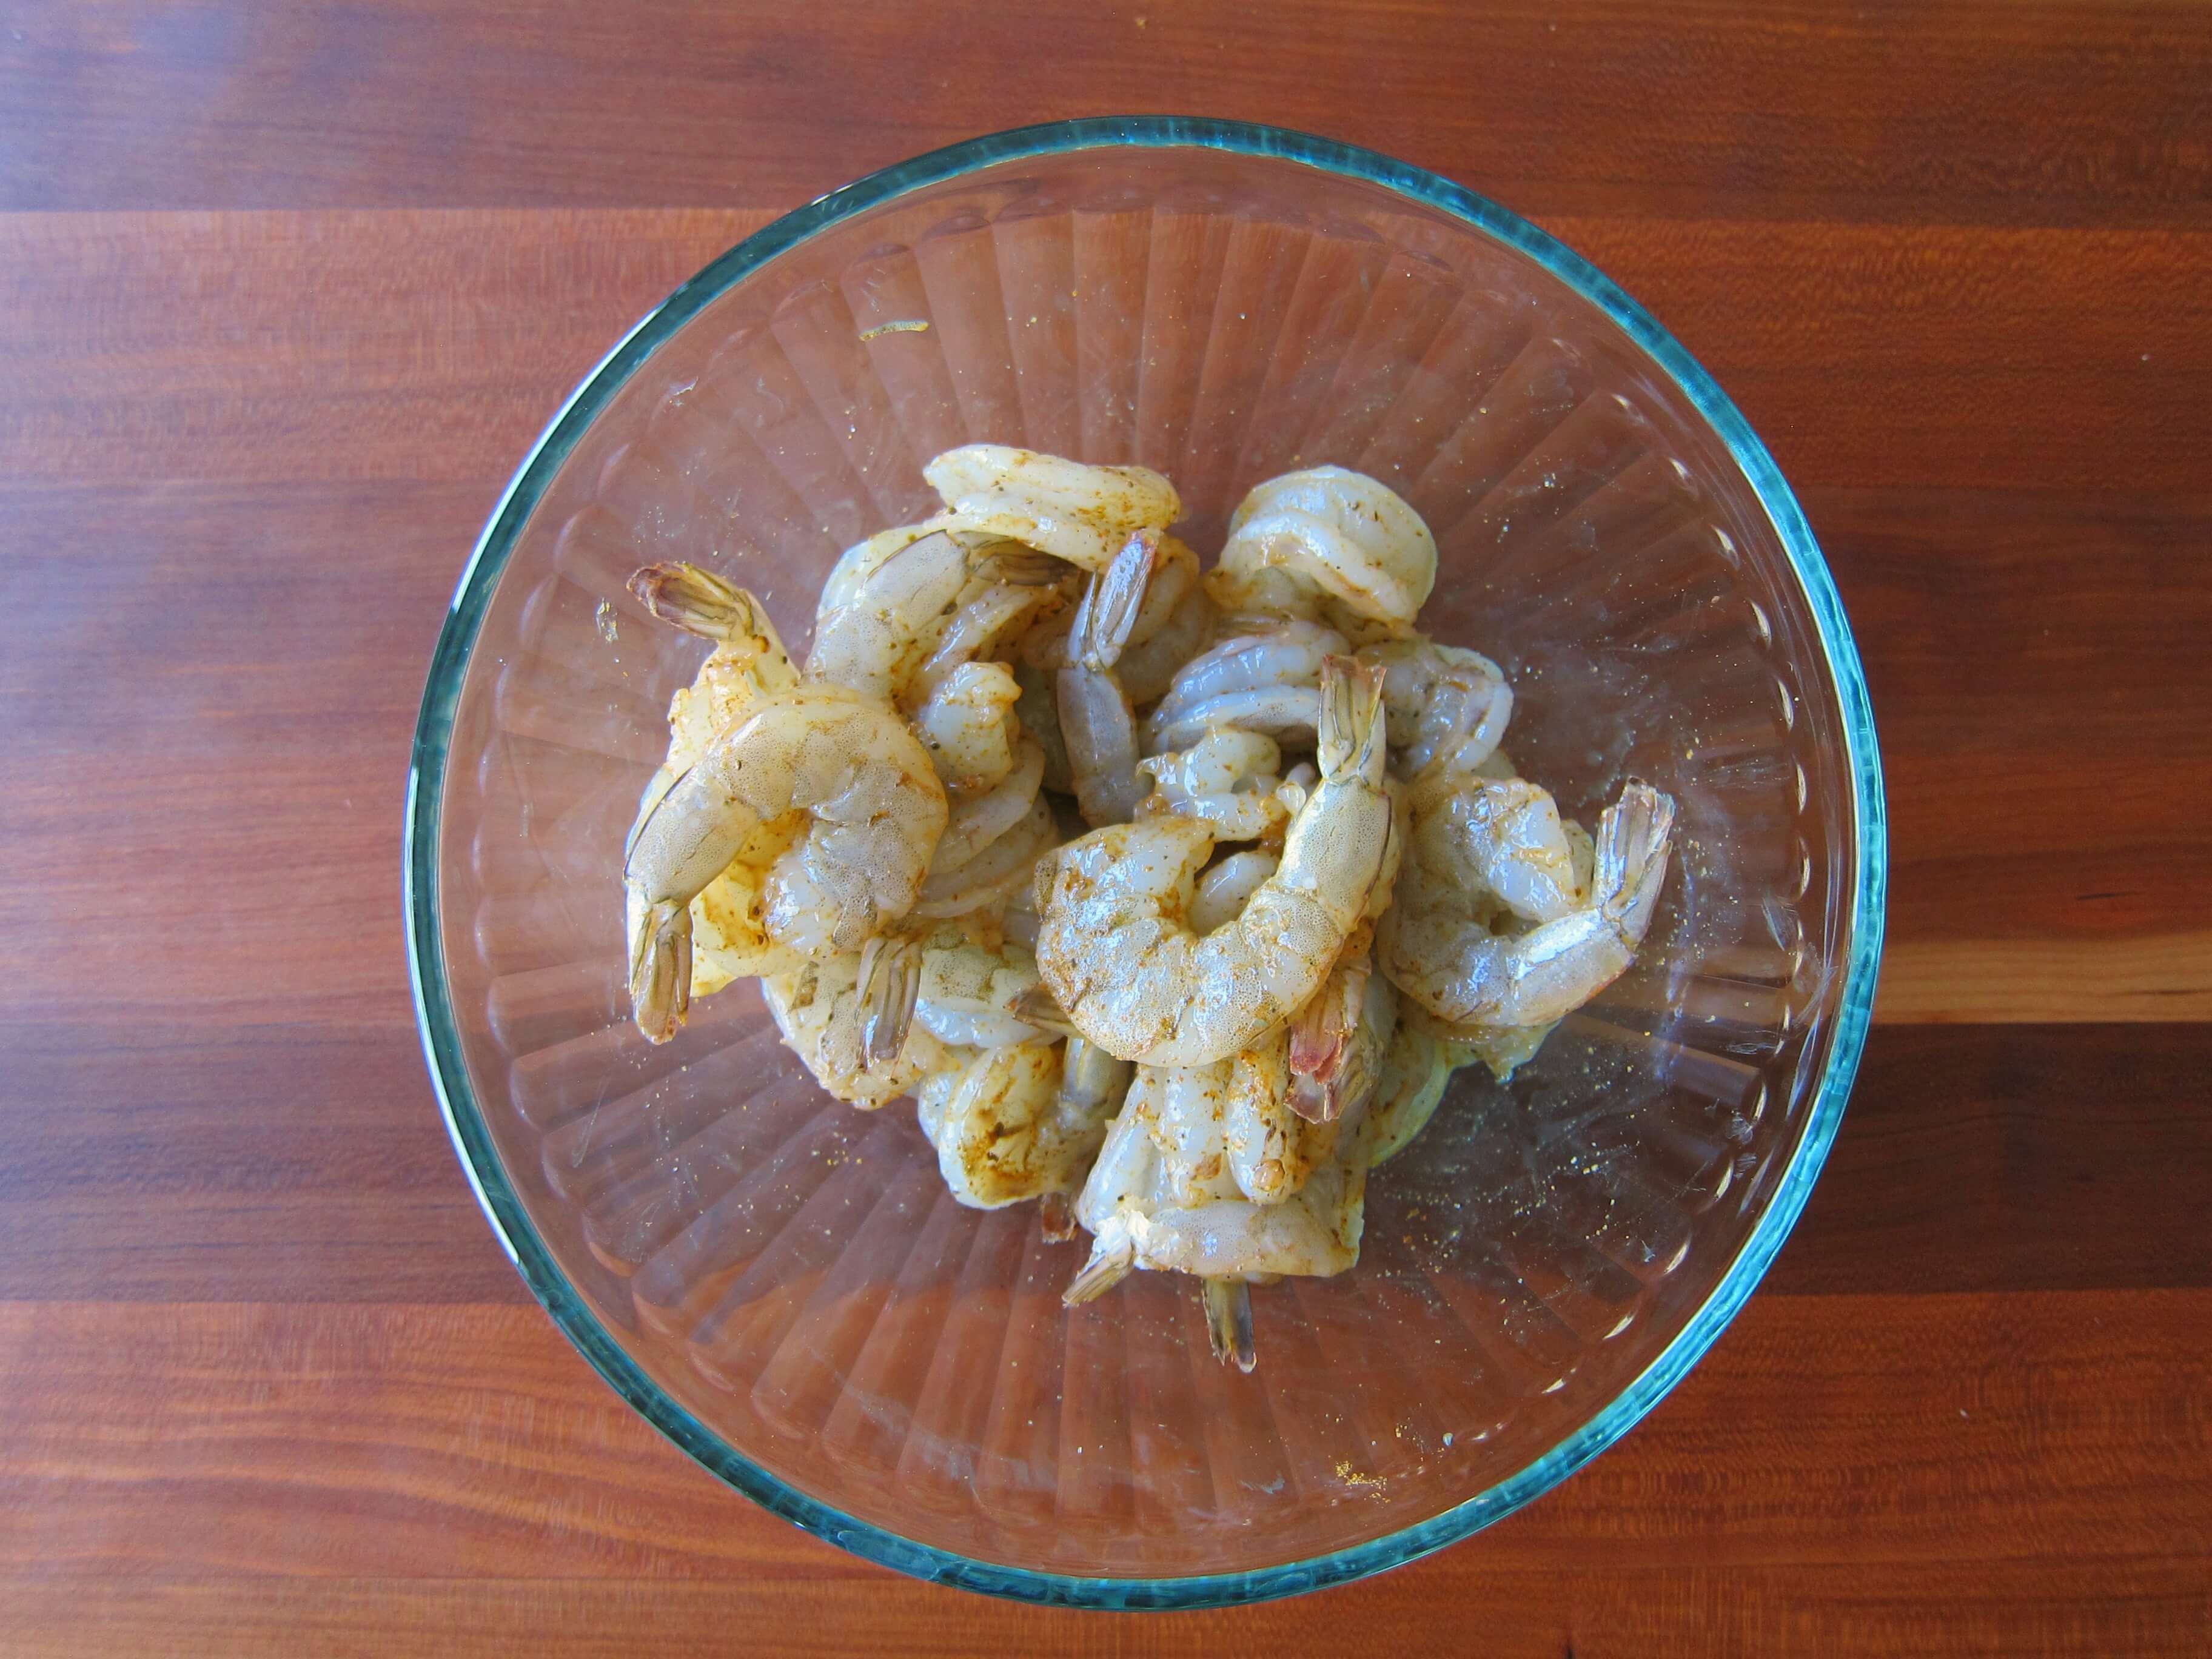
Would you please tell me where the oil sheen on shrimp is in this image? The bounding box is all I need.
[925,444,1182,571]
[1204,466,1436,642]
[624,686,948,1041]
[1382,779,1676,1032]
[1035,657,1395,1067]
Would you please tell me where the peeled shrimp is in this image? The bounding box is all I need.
[1205,467,1436,642]
[1382,779,1676,1031]
[762,938,948,1109]
[916,1037,1123,1212]
[1285,925,1395,1123]
[911,934,1058,1049]
[1112,532,1216,706]
[1142,621,1347,755]
[1036,657,1395,1067]
[1359,638,1514,780]
[1135,728,1293,844]
[624,686,948,1041]
[925,444,1181,571]
[1065,1070,1373,1365]
[627,565,807,997]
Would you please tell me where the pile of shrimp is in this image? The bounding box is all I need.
[622,446,1676,1371]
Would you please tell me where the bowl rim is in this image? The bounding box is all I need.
[405,114,1887,1610]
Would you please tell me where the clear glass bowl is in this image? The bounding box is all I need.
[406,118,1884,1606]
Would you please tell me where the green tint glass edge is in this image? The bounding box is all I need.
[404,115,1888,1610]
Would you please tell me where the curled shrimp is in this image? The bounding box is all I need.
[1204,466,1436,643]
[1057,527,1157,826]
[762,937,948,1108]
[1285,923,1395,1123]
[925,444,1182,571]
[1036,657,1395,1067]
[1358,638,1514,780]
[1142,620,1347,755]
[623,685,948,1041]
[1065,1066,1373,1368]
[1136,728,1294,844]
[1381,779,1677,1032]
[1113,532,1216,706]
[917,1036,1125,1212]
[628,564,808,997]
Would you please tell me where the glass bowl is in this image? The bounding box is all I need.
[406,118,1884,1607]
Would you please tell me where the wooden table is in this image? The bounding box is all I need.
[5,4,2208,1652]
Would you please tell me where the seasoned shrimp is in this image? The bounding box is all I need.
[925,444,1181,571]
[806,528,1068,712]
[1142,621,1347,755]
[624,686,948,1041]
[1065,1070,1373,1367]
[917,1038,1122,1212]
[1367,1016,1452,1164]
[1382,779,1676,1031]
[762,937,948,1108]
[628,565,808,997]
[1057,528,1156,826]
[1205,467,1436,642]
[1135,728,1293,844]
[1285,923,1395,1123]
[911,933,1059,1049]
[630,563,800,773]
[1358,638,1514,780]
[1036,657,1395,1067]
[1112,532,1216,706]
[911,794,1055,920]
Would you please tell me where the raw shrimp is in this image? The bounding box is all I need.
[762,937,948,1108]
[905,547,1074,791]
[917,1038,1122,1212]
[1064,1067,1373,1367]
[1112,533,1216,706]
[1135,728,1293,844]
[629,563,800,774]
[1358,638,1514,780]
[925,444,1182,571]
[1285,924,1395,1123]
[1205,467,1436,643]
[1367,1016,1451,1164]
[805,528,1068,713]
[911,794,1055,920]
[1057,528,1156,826]
[1142,621,1347,755]
[911,933,1060,1049]
[626,564,807,997]
[1035,657,1395,1067]
[1190,848,1279,933]
[624,686,948,1041]
[1382,779,1676,1031]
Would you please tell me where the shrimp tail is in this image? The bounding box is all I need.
[856,934,920,1068]
[1201,1277,1258,1372]
[1600,779,1678,938]
[1318,655,1389,785]
[1074,527,1159,671]
[628,896,692,1043]
[1062,1237,1136,1306]
[628,561,764,643]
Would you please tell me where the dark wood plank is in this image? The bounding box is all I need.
[4,1557,2206,1658]
[0,1290,2202,1585]
[1,1020,2200,1304]
[1765,1024,2212,1296]
[6,2,2211,230]
[7,213,2210,497]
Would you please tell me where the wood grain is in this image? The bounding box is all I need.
[3,218,2207,1025]
[4,1,2210,1651]
[1,1291,2204,1579]
[7,2,2211,229]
